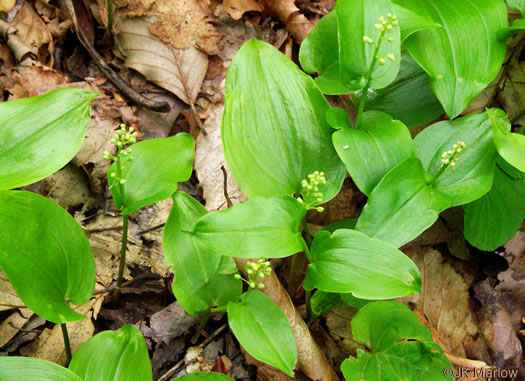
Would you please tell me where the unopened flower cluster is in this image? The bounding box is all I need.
[363,14,398,65]
[297,171,326,212]
[441,141,466,168]
[103,124,137,185]
[234,259,272,289]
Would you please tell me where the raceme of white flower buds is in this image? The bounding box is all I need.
[441,141,466,168]
[234,259,272,289]
[363,14,398,66]
[297,171,327,212]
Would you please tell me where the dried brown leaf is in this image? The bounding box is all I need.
[0,270,23,312]
[0,308,33,348]
[0,0,15,13]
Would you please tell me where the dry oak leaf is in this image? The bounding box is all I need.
[115,15,208,105]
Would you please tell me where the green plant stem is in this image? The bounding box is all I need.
[61,323,72,366]
[112,214,129,306]
[191,312,210,344]
[106,0,113,35]
[288,254,298,294]
[305,290,312,322]
[354,30,386,129]
[429,164,448,185]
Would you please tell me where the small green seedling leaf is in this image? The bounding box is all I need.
[304,229,421,298]
[414,112,498,206]
[191,197,306,259]
[464,165,525,251]
[163,191,241,316]
[340,293,373,309]
[497,17,525,40]
[108,133,195,215]
[299,11,359,94]
[227,291,297,376]
[0,357,82,381]
[310,291,343,322]
[356,158,451,248]
[0,88,97,190]
[341,301,452,380]
[174,373,234,380]
[364,53,443,127]
[333,110,414,195]
[393,0,507,118]
[0,190,95,323]
[223,39,346,204]
[335,0,401,90]
[489,108,525,172]
[69,324,152,381]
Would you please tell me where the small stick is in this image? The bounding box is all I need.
[220,166,233,208]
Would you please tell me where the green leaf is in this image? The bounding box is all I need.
[174,373,234,381]
[0,88,97,190]
[69,324,152,381]
[364,53,443,127]
[223,39,346,204]
[163,191,241,316]
[326,107,352,130]
[393,0,507,118]
[0,190,95,323]
[507,0,525,14]
[227,291,297,376]
[304,229,421,298]
[333,110,414,195]
[414,112,498,206]
[108,133,195,215]
[310,291,343,322]
[191,197,306,259]
[299,11,358,94]
[489,108,525,172]
[341,301,452,380]
[497,17,525,40]
[0,357,82,381]
[393,4,443,41]
[464,166,525,251]
[335,0,401,90]
[356,158,451,248]
[340,293,373,309]
[322,218,357,233]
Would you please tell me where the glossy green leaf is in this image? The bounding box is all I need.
[174,373,234,381]
[341,301,452,380]
[299,11,358,94]
[393,4,443,41]
[0,191,95,323]
[489,108,525,172]
[497,17,525,40]
[414,112,498,206]
[322,218,357,233]
[0,357,82,381]
[464,166,525,251]
[356,158,451,248]
[304,229,421,298]
[364,53,443,127]
[340,293,373,309]
[0,88,96,190]
[223,39,346,204]
[191,197,306,259]
[228,291,297,376]
[108,133,195,215]
[69,324,152,381]
[163,191,241,316]
[336,0,401,90]
[393,0,507,118]
[326,107,352,130]
[310,291,343,322]
[333,111,414,195]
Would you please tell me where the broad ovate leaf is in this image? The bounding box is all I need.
[0,88,97,190]
[341,301,452,380]
[108,133,195,215]
[0,357,82,381]
[304,229,421,298]
[464,165,525,251]
[489,108,525,172]
[191,197,306,259]
[163,191,241,316]
[0,191,95,323]
[335,0,401,89]
[310,291,343,322]
[356,158,451,248]
[333,110,414,195]
[175,373,234,381]
[393,0,507,118]
[364,53,443,127]
[228,291,297,376]
[414,112,498,206]
[69,325,152,381]
[223,39,346,204]
[299,11,358,94]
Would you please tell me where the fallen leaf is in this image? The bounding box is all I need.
[0,0,15,13]
[223,0,263,20]
[498,48,525,126]
[115,15,208,105]
[0,308,33,348]
[0,270,23,312]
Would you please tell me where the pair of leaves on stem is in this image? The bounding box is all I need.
[0,325,153,381]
